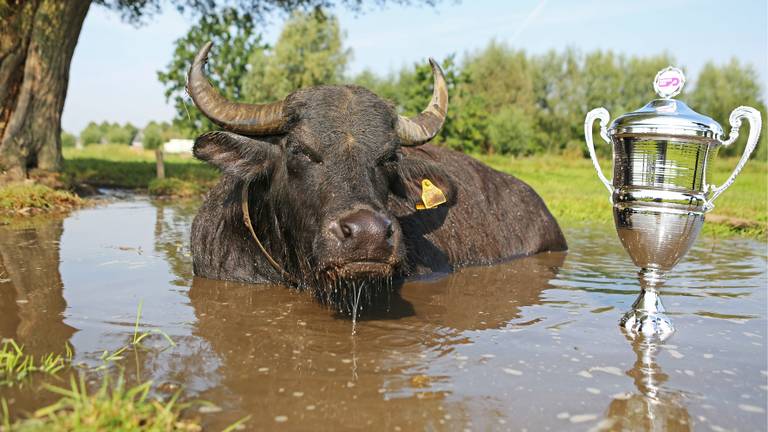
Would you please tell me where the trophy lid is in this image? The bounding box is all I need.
[609,67,724,140]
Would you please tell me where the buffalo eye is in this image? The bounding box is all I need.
[377,149,401,167]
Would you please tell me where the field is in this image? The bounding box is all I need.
[59,144,767,238]
[63,145,217,189]
[476,154,767,238]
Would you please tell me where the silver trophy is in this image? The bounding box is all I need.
[584,66,762,339]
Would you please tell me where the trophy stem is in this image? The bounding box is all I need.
[620,268,675,340]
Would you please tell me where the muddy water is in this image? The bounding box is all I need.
[0,197,765,431]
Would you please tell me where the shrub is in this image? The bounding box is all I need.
[80,122,103,145]
[486,107,540,156]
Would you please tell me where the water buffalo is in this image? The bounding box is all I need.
[188,42,566,306]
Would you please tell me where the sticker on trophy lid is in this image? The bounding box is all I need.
[653,66,685,99]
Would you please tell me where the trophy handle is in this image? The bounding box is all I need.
[584,107,614,195]
[707,106,762,206]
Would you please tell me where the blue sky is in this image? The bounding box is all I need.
[62,0,768,134]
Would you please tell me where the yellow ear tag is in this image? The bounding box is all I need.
[416,179,446,210]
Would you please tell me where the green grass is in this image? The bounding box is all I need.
[477,154,767,238]
[98,300,176,365]
[0,302,218,432]
[0,183,82,214]
[63,145,217,191]
[0,340,72,387]
[5,375,202,432]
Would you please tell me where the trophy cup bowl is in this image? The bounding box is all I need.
[584,67,762,339]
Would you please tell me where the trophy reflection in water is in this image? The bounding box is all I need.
[584,67,762,339]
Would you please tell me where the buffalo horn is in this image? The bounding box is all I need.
[187,42,285,135]
[396,58,449,146]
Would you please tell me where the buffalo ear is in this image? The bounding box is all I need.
[391,155,457,207]
[193,131,280,180]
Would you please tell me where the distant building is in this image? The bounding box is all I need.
[163,139,194,154]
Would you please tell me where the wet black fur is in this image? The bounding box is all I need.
[190,85,567,306]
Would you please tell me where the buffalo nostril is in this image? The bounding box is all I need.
[331,209,393,248]
[340,223,353,238]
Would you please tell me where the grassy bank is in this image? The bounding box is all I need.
[61,144,766,237]
[63,145,217,193]
[0,183,83,215]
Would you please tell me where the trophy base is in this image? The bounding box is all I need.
[621,309,675,341]
[620,281,675,340]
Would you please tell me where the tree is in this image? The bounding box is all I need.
[158,8,265,135]
[139,120,184,179]
[243,8,350,101]
[105,122,137,144]
[688,59,767,159]
[620,53,676,112]
[530,48,584,154]
[487,106,538,156]
[80,122,104,145]
[531,49,674,156]
[160,7,350,134]
[147,120,167,179]
[347,41,765,159]
[142,121,165,150]
[0,0,434,180]
[461,41,536,116]
[0,1,90,178]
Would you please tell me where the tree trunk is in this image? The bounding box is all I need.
[155,147,165,179]
[0,0,91,180]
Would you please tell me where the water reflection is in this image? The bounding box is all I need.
[187,278,451,430]
[186,252,565,430]
[152,199,198,284]
[403,252,566,331]
[0,199,764,431]
[601,335,691,431]
[0,219,75,355]
[0,219,75,414]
